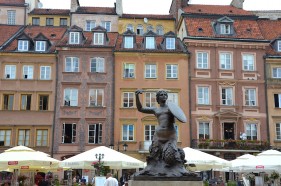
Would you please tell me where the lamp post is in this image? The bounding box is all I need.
[108,142,128,152]
[94,153,104,176]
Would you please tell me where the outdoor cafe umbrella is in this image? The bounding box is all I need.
[219,154,255,172]
[60,146,145,169]
[183,147,231,171]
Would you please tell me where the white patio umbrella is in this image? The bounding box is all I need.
[0,146,60,171]
[183,147,230,171]
[221,154,255,172]
[60,146,145,169]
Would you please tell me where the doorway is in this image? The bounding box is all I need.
[223,122,234,140]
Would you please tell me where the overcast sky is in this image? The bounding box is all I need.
[39,0,281,14]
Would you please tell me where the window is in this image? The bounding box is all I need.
[35,41,46,51]
[145,92,157,107]
[199,122,210,139]
[40,66,51,80]
[18,40,29,51]
[276,123,281,140]
[65,57,79,72]
[273,68,281,78]
[3,94,14,110]
[246,123,257,140]
[166,64,178,79]
[123,63,135,78]
[123,92,134,108]
[89,123,102,144]
[39,95,49,110]
[46,18,54,26]
[21,94,31,110]
[198,86,210,105]
[5,65,16,79]
[220,24,230,34]
[94,33,104,45]
[62,123,76,143]
[220,53,232,70]
[36,129,48,146]
[156,25,163,35]
[126,24,134,31]
[145,125,156,141]
[145,37,155,49]
[278,41,281,52]
[64,88,78,106]
[32,17,40,25]
[101,21,111,32]
[60,18,67,26]
[197,52,208,69]
[147,25,153,32]
[166,38,175,49]
[124,36,133,49]
[69,32,79,44]
[145,64,156,78]
[221,87,233,105]
[0,130,11,146]
[90,57,105,72]
[243,54,254,71]
[274,94,281,108]
[167,93,178,105]
[137,25,143,35]
[245,88,256,106]
[18,129,30,146]
[86,20,95,31]
[22,65,33,79]
[122,124,134,141]
[7,10,16,25]
[89,89,104,107]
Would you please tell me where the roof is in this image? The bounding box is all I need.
[182,4,253,16]
[0,0,25,6]
[75,6,116,15]
[29,8,70,15]
[121,14,174,20]
[3,26,67,53]
[0,25,23,46]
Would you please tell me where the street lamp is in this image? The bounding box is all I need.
[95,153,104,163]
[108,142,128,151]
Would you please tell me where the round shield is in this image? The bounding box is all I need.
[167,102,187,123]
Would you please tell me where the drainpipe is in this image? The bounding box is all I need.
[264,55,270,144]
[188,51,192,147]
[111,49,115,146]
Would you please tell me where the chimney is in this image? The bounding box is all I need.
[116,0,123,16]
[170,0,188,24]
[181,0,189,7]
[230,0,244,9]
[71,0,80,12]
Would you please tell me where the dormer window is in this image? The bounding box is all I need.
[146,37,155,49]
[278,41,281,52]
[166,37,175,50]
[69,32,80,44]
[124,36,133,49]
[220,24,231,34]
[35,41,46,51]
[18,40,28,51]
[94,33,104,45]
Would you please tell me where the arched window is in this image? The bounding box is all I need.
[126,24,134,32]
[147,25,153,32]
[156,25,164,35]
[136,24,144,35]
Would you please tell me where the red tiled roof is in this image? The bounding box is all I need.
[29,8,70,15]
[257,20,281,40]
[0,0,25,5]
[75,7,116,15]
[182,4,253,16]
[0,25,23,46]
[184,17,264,40]
[121,14,174,20]
[4,26,67,52]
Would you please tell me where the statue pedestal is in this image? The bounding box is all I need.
[129,180,203,186]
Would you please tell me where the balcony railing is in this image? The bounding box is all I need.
[191,139,270,151]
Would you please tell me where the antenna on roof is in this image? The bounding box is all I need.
[144,18,148,24]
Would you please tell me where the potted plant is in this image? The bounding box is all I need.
[17,175,28,186]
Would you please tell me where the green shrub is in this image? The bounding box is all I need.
[203,180,209,186]
[227,181,237,186]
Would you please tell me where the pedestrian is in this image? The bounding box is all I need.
[104,173,118,186]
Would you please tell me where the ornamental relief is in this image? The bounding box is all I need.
[218,81,236,86]
[87,110,105,117]
[62,74,81,82]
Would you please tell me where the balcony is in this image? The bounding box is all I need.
[191,139,270,151]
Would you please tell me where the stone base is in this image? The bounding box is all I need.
[129,180,203,186]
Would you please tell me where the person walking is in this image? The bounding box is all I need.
[104,173,118,186]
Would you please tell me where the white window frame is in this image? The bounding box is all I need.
[278,41,281,52]
[62,123,76,143]
[220,24,230,34]
[86,20,96,31]
[36,129,48,146]
[245,88,256,106]
[5,65,16,79]
[272,67,281,78]
[101,21,111,32]
[145,64,157,78]
[124,36,133,49]
[220,52,232,70]
[145,125,156,141]
[276,123,281,140]
[94,33,104,45]
[274,94,281,108]
[137,25,144,35]
[88,123,102,144]
[199,122,210,139]
[0,130,11,146]
[18,129,30,146]
[147,25,153,32]
[65,57,79,72]
[35,41,46,51]
[221,87,233,105]
[243,54,255,71]
[40,66,51,80]
[123,63,135,78]
[90,57,105,72]
[18,40,29,51]
[64,88,78,106]
[197,52,208,69]
[246,123,257,140]
[166,64,178,79]
[7,10,16,25]
[145,37,155,49]
[69,32,79,44]
[89,89,104,107]
[22,65,34,79]
[126,24,134,31]
[167,93,179,105]
[123,92,134,108]
[122,124,134,141]
[156,25,164,35]
[145,92,157,107]
[166,38,175,49]
[197,86,210,105]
